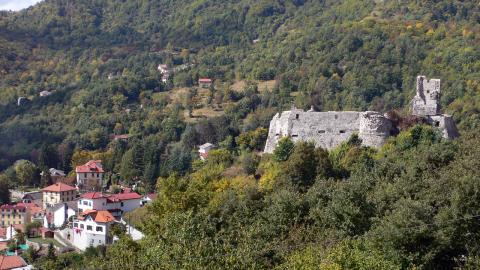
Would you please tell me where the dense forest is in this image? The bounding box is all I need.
[1,0,480,269]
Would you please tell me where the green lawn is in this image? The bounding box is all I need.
[27,237,62,247]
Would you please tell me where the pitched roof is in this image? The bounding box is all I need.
[46,200,78,213]
[42,182,76,193]
[108,192,142,202]
[199,142,214,149]
[16,203,42,215]
[82,210,115,223]
[75,160,104,173]
[22,191,42,201]
[146,193,157,200]
[198,78,212,83]
[0,205,26,211]
[81,192,104,199]
[0,255,27,270]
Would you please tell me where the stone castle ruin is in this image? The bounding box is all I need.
[264,76,459,153]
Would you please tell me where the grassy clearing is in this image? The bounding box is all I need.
[27,237,62,247]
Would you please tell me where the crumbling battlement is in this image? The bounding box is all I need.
[264,76,459,153]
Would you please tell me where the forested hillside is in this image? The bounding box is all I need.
[1,0,480,269]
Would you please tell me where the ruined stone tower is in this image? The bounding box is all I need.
[410,76,459,139]
[412,75,441,116]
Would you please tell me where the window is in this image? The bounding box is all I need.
[318,130,325,134]
[80,224,84,229]
[96,226,103,232]
[120,202,124,207]
[73,223,78,228]
[83,201,89,206]
[334,115,338,119]
[291,134,298,137]
[295,114,299,119]
[87,225,93,231]
[339,130,346,134]
[92,173,94,177]
[97,173,99,177]
[84,173,87,178]
[434,121,440,127]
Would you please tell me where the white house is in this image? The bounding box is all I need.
[78,191,142,218]
[198,143,215,161]
[39,90,52,97]
[75,160,104,191]
[71,210,115,251]
[43,201,77,229]
[158,64,170,83]
[142,193,157,205]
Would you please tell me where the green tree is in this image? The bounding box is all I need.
[47,242,56,261]
[283,141,318,189]
[273,137,294,162]
[14,160,38,187]
[0,175,10,205]
[38,144,58,170]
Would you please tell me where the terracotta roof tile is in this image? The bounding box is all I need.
[75,160,104,173]
[81,192,104,199]
[0,255,27,270]
[42,182,77,192]
[108,192,142,201]
[82,210,115,223]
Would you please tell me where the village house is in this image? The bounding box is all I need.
[0,205,30,227]
[42,182,77,209]
[43,201,78,229]
[40,168,67,183]
[158,64,171,83]
[70,210,116,251]
[40,168,66,177]
[0,225,21,242]
[0,255,32,270]
[75,160,105,191]
[112,134,130,141]
[198,78,213,88]
[78,191,142,218]
[142,193,157,205]
[39,90,52,97]
[16,203,43,224]
[198,143,215,161]
[21,191,42,206]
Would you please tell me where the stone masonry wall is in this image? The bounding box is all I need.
[264,76,459,153]
[264,108,392,153]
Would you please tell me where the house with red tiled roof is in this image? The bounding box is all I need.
[16,203,44,224]
[78,190,142,217]
[71,210,116,251]
[42,182,77,208]
[198,78,213,88]
[0,255,31,270]
[43,200,78,229]
[75,160,105,191]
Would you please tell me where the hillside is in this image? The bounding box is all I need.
[1,1,480,268]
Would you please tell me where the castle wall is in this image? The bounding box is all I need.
[264,109,391,152]
[426,115,459,139]
[264,76,458,154]
[359,111,393,148]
